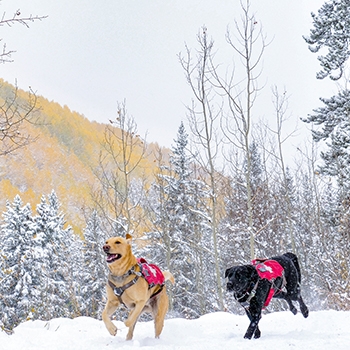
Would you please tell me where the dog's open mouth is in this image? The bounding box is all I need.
[106,253,122,263]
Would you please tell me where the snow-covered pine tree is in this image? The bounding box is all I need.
[304,0,350,308]
[33,191,78,319]
[247,141,277,257]
[304,0,350,80]
[303,91,350,227]
[304,1,350,227]
[219,170,250,272]
[317,180,350,309]
[275,166,297,253]
[292,171,319,309]
[219,143,262,272]
[144,122,215,317]
[79,210,108,318]
[0,195,38,330]
[304,1,350,247]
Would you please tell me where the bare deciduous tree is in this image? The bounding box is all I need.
[213,0,268,259]
[0,2,47,63]
[179,27,225,310]
[92,101,148,236]
[0,82,39,155]
[0,3,46,155]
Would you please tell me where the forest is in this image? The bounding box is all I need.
[0,0,349,333]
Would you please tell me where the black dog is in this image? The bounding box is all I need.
[225,252,309,339]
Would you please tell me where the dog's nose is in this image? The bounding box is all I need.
[103,244,110,252]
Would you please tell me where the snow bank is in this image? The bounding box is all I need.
[0,310,349,349]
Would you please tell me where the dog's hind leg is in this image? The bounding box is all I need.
[273,291,298,315]
[297,294,309,318]
[278,291,308,317]
[153,291,169,338]
[274,278,308,317]
[294,280,309,318]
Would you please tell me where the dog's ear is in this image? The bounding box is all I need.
[126,233,133,243]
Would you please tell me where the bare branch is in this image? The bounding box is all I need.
[0,7,47,63]
[0,82,40,155]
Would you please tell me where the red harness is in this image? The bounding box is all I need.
[137,258,165,287]
[251,259,284,307]
[108,258,165,304]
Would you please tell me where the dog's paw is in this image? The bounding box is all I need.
[291,306,298,315]
[253,328,261,339]
[124,319,132,328]
[243,331,253,340]
[106,324,118,336]
[301,306,309,318]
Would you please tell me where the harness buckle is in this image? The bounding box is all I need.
[113,287,124,296]
[241,301,250,310]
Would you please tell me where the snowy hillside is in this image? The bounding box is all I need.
[1,310,349,350]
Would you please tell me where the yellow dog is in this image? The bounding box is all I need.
[102,234,174,340]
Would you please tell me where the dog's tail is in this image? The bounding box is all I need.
[283,252,302,283]
[163,271,175,285]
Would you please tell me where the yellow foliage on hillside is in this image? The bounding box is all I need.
[0,79,163,236]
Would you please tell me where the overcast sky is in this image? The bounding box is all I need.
[0,0,333,151]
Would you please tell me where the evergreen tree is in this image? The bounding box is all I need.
[248,142,275,256]
[144,123,215,317]
[317,181,350,308]
[304,0,350,210]
[304,0,350,80]
[0,195,38,330]
[33,191,78,319]
[249,141,264,195]
[79,210,108,318]
[303,90,350,220]
[304,0,350,308]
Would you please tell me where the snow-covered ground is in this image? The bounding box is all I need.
[1,310,349,349]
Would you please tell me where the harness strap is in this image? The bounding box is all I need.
[237,281,259,311]
[272,271,287,295]
[108,264,165,306]
[108,264,142,284]
[108,276,140,306]
[150,284,164,299]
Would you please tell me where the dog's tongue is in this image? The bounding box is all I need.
[107,254,117,262]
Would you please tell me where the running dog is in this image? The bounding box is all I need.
[102,234,174,340]
[225,252,309,339]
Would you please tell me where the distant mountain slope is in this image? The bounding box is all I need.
[0,79,161,235]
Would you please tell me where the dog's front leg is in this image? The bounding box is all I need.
[244,308,261,339]
[243,282,269,339]
[124,300,147,340]
[102,299,120,336]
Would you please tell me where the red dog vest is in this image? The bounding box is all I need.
[251,259,284,307]
[137,258,165,287]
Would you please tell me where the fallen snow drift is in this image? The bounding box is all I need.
[1,310,349,349]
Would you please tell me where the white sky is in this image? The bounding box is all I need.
[0,0,334,151]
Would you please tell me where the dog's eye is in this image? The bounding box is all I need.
[115,241,121,244]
